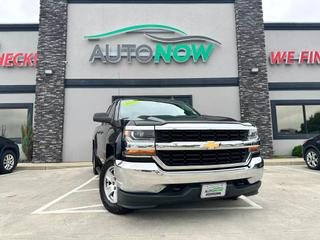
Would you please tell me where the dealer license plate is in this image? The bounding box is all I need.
[200,182,227,199]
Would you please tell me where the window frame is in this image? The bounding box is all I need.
[108,101,118,120]
[0,103,33,143]
[271,100,320,140]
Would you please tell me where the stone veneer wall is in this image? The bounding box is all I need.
[235,0,273,158]
[33,0,68,162]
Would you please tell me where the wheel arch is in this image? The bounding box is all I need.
[92,136,102,167]
[304,145,320,158]
[92,136,98,153]
[106,144,115,159]
[1,146,20,159]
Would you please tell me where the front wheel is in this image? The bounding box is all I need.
[304,148,320,170]
[0,150,18,174]
[99,160,131,214]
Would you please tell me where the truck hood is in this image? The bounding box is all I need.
[129,115,252,127]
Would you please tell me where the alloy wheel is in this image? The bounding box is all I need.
[3,154,15,171]
[104,165,118,204]
[306,150,319,168]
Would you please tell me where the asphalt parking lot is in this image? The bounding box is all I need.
[0,165,320,240]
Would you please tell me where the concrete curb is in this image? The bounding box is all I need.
[17,162,91,170]
[16,158,305,170]
[264,158,305,166]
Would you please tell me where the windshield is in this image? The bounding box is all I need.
[119,100,199,120]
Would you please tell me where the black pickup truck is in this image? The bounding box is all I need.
[92,98,263,214]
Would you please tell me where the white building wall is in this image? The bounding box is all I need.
[269,90,320,155]
[0,94,35,160]
[0,31,38,85]
[66,3,238,79]
[0,30,37,161]
[266,29,320,155]
[63,3,240,162]
[265,30,320,83]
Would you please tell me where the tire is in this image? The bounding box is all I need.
[304,148,320,170]
[92,150,98,175]
[0,150,18,174]
[99,160,131,214]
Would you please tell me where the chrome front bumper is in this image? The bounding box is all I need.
[115,157,263,193]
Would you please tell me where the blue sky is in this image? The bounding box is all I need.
[0,0,319,23]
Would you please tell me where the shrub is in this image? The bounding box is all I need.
[292,145,303,158]
[21,117,33,162]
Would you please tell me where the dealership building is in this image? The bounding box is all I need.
[0,0,320,162]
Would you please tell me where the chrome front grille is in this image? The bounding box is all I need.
[156,149,249,167]
[152,124,258,170]
[155,130,249,143]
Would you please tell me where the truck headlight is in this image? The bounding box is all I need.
[123,130,155,156]
[248,128,259,141]
[247,128,260,155]
[125,130,155,140]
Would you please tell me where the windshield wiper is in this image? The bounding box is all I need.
[136,115,165,122]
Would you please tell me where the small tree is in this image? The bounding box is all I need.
[21,117,33,162]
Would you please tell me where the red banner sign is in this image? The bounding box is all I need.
[0,52,37,67]
[270,51,320,65]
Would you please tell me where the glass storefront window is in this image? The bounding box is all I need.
[273,102,320,138]
[0,109,29,139]
[305,105,320,134]
[276,105,305,135]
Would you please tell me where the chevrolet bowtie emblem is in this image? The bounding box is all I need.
[202,141,220,150]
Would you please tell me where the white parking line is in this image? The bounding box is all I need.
[34,209,106,215]
[279,166,320,176]
[144,196,262,212]
[34,195,262,215]
[240,195,263,209]
[32,176,98,215]
[32,175,262,215]
[75,188,99,193]
[58,204,103,212]
[39,204,105,215]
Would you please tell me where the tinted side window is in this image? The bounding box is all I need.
[276,105,305,135]
[305,105,320,134]
[119,100,198,120]
[0,108,29,139]
[113,95,193,106]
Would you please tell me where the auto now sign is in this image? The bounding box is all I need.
[86,24,221,64]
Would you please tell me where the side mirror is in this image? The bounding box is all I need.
[93,113,113,123]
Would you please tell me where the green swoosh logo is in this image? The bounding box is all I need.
[84,24,187,39]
